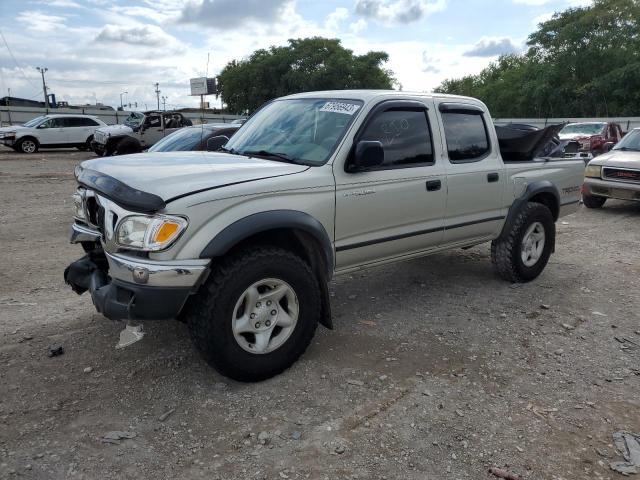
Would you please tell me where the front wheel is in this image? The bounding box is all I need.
[491,202,555,283]
[583,194,606,209]
[16,138,38,154]
[187,247,321,382]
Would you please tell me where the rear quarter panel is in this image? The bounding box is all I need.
[503,159,584,218]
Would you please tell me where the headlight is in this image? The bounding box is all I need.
[72,192,86,220]
[585,165,602,178]
[116,215,187,251]
[3,131,16,138]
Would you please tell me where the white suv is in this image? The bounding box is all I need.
[0,114,107,153]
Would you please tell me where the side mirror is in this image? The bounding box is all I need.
[206,135,230,152]
[351,141,384,170]
[603,142,614,152]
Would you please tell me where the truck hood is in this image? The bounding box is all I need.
[590,150,640,168]
[96,124,134,136]
[558,133,592,141]
[79,151,309,206]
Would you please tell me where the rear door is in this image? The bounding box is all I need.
[435,101,506,245]
[66,117,92,144]
[334,99,446,270]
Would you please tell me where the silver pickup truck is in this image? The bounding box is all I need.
[64,90,584,381]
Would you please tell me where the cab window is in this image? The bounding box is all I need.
[441,111,491,162]
[357,108,434,170]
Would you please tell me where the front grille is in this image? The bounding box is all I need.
[603,167,640,183]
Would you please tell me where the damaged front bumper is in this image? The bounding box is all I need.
[65,225,209,321]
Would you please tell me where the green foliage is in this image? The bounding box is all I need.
[217,37,396,114]
[436,0,640,117]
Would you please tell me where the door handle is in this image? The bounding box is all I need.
[487,172,499,183]
[426,179,441,191]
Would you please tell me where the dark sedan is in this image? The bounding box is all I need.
[148,123,240,152]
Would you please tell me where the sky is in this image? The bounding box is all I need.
[0,0,591,111]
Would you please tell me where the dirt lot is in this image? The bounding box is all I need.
[0,147,639,480]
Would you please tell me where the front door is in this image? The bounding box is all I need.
[36,117,67,145]
[334,99,446,271]
[139,114,163,146]
[434,101,505,245]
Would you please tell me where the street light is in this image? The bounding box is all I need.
[120,91,128,109]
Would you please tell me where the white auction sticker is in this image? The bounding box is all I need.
[319,102,361,115]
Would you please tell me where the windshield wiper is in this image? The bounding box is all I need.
[219,146,239,155]
[615,147,640,152]
[242,150,299,164]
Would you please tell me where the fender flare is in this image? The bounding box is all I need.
[499,180,560,241]
[199,210,334,276]
[199,210,335,330]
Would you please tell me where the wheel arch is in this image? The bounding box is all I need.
[199,210,334,278]
[18,135,40,146]
[499,181,560,240]
[198,210,335,329]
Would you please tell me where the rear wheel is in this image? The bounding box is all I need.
[583,194,606,209]
[17,137,38,154]
[77,136,93,151]
[491,202,555,283]
[187,247,320,382]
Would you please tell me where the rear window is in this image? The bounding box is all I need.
[441,112,490,162]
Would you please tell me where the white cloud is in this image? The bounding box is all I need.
[463,37,521,57]
[17,10,67,32]
[95,24,183,52]
[532,11,554,25]
[354,0,446,24]
[178,0,292,29]
[325,7,349,31]
[350,18,367,33]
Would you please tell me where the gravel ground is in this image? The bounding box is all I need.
[0,146,639,480]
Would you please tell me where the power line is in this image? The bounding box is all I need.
[0,29,39,90]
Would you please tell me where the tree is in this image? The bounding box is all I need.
[217,37,396,113]
[436,0,640,117]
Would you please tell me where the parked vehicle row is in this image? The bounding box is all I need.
[64,90,584,382]
[0,114,106,153]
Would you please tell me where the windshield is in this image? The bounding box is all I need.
[613,129,640,151]
[224,98,363,165]
[124,112,144,128]
[560,123,606,135]
[23,116,47,128]
[149,127,206,152]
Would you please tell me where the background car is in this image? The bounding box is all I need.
[91,110,193,156]
[148,123,240,152]
[0,114,107,153]
[583,127,640,208]
[558,121,623,156]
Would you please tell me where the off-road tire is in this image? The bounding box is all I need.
[16,137,39,154]
[187,247,320,382]
[114,137,141,156]
[491,202,555,283]
[582,194,606,209]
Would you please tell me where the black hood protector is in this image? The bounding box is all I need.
[76,166,166,213]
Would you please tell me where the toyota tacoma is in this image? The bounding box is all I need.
[64,90,584,381]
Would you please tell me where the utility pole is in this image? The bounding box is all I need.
[161,96,167,111]
[120,91,128,109]
[36,67,49,109]
[154,83,160,110]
